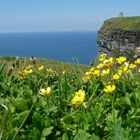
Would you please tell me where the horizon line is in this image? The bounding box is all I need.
[0,30,98,34]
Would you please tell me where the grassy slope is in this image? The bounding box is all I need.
[0,56,89,73]
[102,16,140,32]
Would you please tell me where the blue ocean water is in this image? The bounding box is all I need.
[0,32,98,65]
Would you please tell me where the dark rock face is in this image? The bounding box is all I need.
[97,22,140,59]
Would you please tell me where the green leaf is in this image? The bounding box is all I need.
[73,130,90,140]
[106,109,119,123]
[62,133,69,140]
[124,95,131,106]
[91,104,104,120]
[40,136,46,140]
[106,120,128,140]
[32,112,44,130]
[63,114,73,124]
[13,99,29,111]
[42,126,54,137]
[29,127,41,140]
[13,110,29,125]
[89,133,100,140]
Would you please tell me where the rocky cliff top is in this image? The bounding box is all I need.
[97,16,140,58]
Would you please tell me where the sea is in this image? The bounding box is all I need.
[0,31,98,65]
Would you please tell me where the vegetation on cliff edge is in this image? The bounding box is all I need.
[100,16,140,32]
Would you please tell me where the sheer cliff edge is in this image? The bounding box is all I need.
[97,16,140,58]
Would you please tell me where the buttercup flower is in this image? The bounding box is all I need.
[103,57,114,67]
[85,71,92,76]
[89,67,95,72]
[119,62,129,72]
[38,66,44,71]
[92,69,100,76]
[112,74,120,80]
[46,68,53,73]
[122,66,129,72]
[26,65,33,70]
[83,71,92,82]
[129,63,136,69]
[101,69,110,76]
[96,63,105,69]
[83,71,91,79]
[98,53,107,62]
[39,87,51,96]
[18,68,33,79]
[135,58,140,64]
[62,70,66,74]
[116,56,127,64]
[82,75,91,82]
[29,69,33,73]
[117,69,123,75]
[75,90,85,96]
[104,84,116,93]
[71,90,85,105]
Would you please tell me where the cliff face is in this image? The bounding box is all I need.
[98,16,140,58]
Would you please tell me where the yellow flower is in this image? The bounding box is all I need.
[96,63,105,69]
[83,71,92,81]
[119,62,129,72]
[112,74,120,80]
[122,66,129,72]
[117,69,123,75]
[92,69,100,76]
[101,69,110,76]
[85,71,92,76]
[39,87,51,96]
[62,70,66,74]
[24,69,33,75]
[38,66,44,71]
[103,57,114,67]
[138,69,140,73]
[98,53,107,62]
[46,68,53,72]
[71,90,85,105]
[26,65,33,70]
[135,58,140,64]
[18,66,33,79]
[46,68,55,75]
[129,63,136,69]
[83,75,91,82]
[75,90,85,96]
[89,67,95,72]
[104,85,116,93]
[116,56,127,64]
[29,69,33,73]
[122,62,134,73]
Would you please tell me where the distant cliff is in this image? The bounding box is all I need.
[97,16,140,58]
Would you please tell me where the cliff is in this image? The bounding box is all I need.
[97,16,140,58]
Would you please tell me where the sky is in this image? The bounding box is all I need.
[0,0,140,32]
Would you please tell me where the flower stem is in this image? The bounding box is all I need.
[112,94,115,124]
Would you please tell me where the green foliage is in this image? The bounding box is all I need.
[0,56,140,139]
[102,16,140,32]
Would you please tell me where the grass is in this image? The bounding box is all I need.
[1,55,140,139]
[102,16,140,32]
[0,56,89,73]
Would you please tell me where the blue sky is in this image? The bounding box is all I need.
[0,0,140,32]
